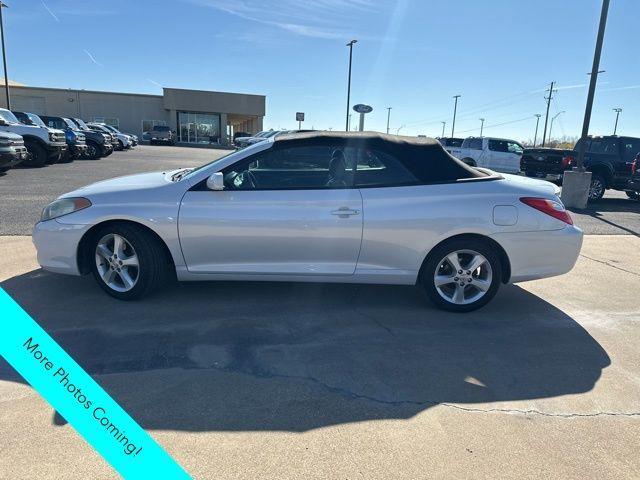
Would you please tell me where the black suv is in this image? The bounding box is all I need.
[521,135,640,201]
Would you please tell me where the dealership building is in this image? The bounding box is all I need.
[0,83,266,146]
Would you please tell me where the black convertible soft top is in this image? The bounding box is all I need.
[273,131,486,182]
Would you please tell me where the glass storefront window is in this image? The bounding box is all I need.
[178,112,221,144]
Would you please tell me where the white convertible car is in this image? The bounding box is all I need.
[33,132,582,312]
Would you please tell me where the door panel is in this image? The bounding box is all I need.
[179,189,363,275]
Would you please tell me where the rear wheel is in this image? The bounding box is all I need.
[588,174,606,202]
[421,238,502,312]
[626,191,639,201]
[90,224,171,300]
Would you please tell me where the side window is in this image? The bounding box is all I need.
[507,141,523,155]
[603,138,619,154]
[354,148,419,188]
[464,138,482,150]
[488,139,509,152]
[223,145,351,190]
[622,140,640,161]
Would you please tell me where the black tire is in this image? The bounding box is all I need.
[85,141,101,160]
[588,174,606,202]
[103,148,113,157]
[420,238,502,312]
[626,191,640,201]
[462,158,476,167]
[118,140,125,150]
[23,141,48,167]
[59,149,73,163]
[90,224,172,300]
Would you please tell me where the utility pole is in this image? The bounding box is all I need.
[533,114,541,147]
[386,107,392,134]
[548,111,565,144]
[345,40,357,132]
[441,121,446,138]
[0,2,10,110]
[613,107,622,135]
[561,0,610,209]
[451,95,461,137]
[479,118,485,137]
[396,125,405,135]
[541,81,556,147]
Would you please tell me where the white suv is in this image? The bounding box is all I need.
[0,108,67,167]
[87,123,132,150]
[446,137,524,174]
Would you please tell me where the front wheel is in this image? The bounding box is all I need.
[626,191,639,201]
[421,239,502,312]
[90,224,171,300]
[588,174,606,202]
[24,141,47,167]
[85,141,101,160]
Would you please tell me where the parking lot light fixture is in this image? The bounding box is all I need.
[533,114,542,147]
[549,111,565,143]
[479,118,485,137]
[451,95,461,137]
[613,108,622,135]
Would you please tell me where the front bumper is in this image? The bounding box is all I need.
[69,143,89,158]
[32,220,91,275]
[491,225,583,283]
[0,147,28,169]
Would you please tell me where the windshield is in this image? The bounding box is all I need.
[63,118,78,130]
[183,143,266,181]
[264,131,279,138]
[0,109,20,124]
[154,125,170,132]
[27,113,47,128]
[74,118,90,130]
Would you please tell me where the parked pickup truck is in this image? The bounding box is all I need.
[0,131,28,173]
[0,108,67,167]
[147,125,175,145]
[38,115,89,160]
[521,135,640,201]
[446,136,524,174]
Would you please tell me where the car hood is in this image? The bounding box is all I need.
[61,170,181,198]
[0,131,23,141]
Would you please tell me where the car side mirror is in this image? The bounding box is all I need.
[206,172,224,191]
[0,118,6,126]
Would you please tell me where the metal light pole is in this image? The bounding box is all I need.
[386,107,392,134]
[548,111,565,144]
[441,121,446,138]
[345,39,357,132]
[451,95,461,137]
[0,2,10,110]
[576,0,610,172]
[479,118,485,137]
[561,0,610,209]
[613,107,622,135]
[396,124,405,135]
[533,114,541,147]
[541,81,555,147]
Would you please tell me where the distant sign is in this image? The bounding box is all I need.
[353,104,373,114]
[296,112,305,122]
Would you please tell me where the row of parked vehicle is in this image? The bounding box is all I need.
[233,129,314,149]
[0,108,138,174]
[439,135,640,201]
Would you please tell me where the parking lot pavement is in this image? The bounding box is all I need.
[0,144,639,236]
[0,235,639,479]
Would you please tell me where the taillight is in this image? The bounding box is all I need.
[632,155,638,175]
[562,155,574,168]
[520,197,573,225]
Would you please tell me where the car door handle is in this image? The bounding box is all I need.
[331,207,360,217]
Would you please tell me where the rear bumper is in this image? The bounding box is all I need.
[491,225,583,283]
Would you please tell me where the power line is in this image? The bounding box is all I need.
[454,116,533,135]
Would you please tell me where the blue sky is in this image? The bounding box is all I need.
[6,0,640,141]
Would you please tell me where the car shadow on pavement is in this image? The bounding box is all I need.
[1,269,611,432]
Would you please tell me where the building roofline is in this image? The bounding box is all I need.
[8,84,163,98]
[163,87,266,99]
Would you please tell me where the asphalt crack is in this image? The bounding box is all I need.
[579,254,640,278]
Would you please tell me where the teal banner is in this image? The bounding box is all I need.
[0,287,190,479]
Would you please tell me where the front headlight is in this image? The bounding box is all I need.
[49,132,57,141]
[41,197,91,222]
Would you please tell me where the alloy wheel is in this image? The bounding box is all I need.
[433,249,493,305]
[95,233,139,292]
[589,178,604,200]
